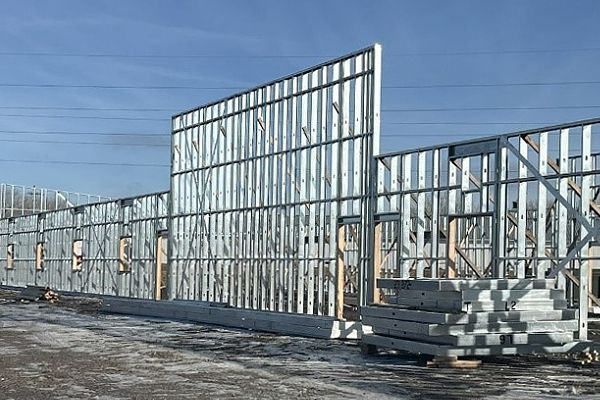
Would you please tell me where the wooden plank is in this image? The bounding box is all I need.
[427,356,481,369]
[155,234,168,300]
[35,242,44,271]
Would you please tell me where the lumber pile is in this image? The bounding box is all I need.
[17,286,59,303]
[361,278,585,358]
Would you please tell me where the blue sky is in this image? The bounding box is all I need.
[1,0,600,197]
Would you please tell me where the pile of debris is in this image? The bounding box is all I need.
[17,286,60,303]
[572,350,600,365]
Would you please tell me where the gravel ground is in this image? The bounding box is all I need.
[0,290,599,399]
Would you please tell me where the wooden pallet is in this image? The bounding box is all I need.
[426,356,481,369]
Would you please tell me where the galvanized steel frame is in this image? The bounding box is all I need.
[0,183,110,218]
[169,45,382,317]
[375,118,600,339]
[0,44,596,343]
[0,192,168,299]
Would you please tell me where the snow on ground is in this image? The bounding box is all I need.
[0,293,599,399]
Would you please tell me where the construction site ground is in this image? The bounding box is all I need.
[0,289,599,400]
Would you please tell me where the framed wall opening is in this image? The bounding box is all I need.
[35,242,44,271]
[72,239,83,272]
[7,243,14,269]
[447,214,492,279]
[155,232,168,300]
[119,236,132,273]
[337,222,362,321]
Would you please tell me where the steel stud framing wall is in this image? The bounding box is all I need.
[169,45,381,317]
[374,120,600,339]
[0,183,110,218]
[0,192,168,299]
[0,44,596,342]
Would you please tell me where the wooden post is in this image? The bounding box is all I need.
[373,223,382,303]
[7,243,14,269]
[447,217,457,278]
[336,225,346,320]
[35,242,44,271]
[155,235,167,300]
[72,239,83,272]
[118,238,125,272]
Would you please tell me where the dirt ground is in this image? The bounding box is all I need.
[0,290,599,399]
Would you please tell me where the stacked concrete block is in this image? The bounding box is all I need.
[361,278,589,357]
